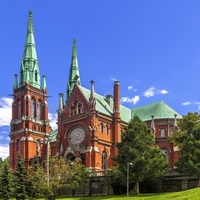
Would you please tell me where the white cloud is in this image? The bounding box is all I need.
[0,97,12,127]
[143,87,168,98]
[48,113,58,130]
[143,87,155,98]
[110,77,118,81]
[158,90,168,94]
[120,95,140,105]
[0,144,9,160]
[128,86,133,90]
[182,101,192,106]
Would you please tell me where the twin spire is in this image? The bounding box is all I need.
[14,11,46,90]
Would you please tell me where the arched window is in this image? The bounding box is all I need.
[17,139,20,153]
[78,104,82,114]
[102,151,107,170]
[100,123,103,133]
[31,98,36,118]
[160,128,166,137]
[18,99,21,119]
[105,125,109,135]
[37,101,42,120]
[162,148,168,163]
[36,139,41,154]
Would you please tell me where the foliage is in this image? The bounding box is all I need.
[13,154,29,200]
[113,115,168,194]
[29,156,90,199]
[0,159,12,200]
[170,112,200,186]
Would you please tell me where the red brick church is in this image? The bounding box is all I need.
[9,11,181,171]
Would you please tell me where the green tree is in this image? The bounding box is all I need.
[13,154,29,200]
[30,156,89,200]
[170,112,200,187]
[114,115,168,194]
[0,159,12,200]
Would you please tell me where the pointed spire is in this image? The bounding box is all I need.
[14,74,18,89]
[151,115,156,136]
[20,10,40,89]
[89,80,96,110]
[66,39,81,101]
[58,93,64,114]
[42,75,47,90]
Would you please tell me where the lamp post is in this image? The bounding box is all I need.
[127,162,133,197]
[44,135,52,187]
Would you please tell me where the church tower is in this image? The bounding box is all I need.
[9,11,51,169]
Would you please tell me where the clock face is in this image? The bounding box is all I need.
[69,127,85,144]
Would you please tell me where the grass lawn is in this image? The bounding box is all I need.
[37,187,200,200]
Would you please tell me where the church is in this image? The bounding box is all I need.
[9,11,182,171]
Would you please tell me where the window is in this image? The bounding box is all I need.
[17,139,20,152]
[100,124,103,133]
[70,101,84,116]
[37,101,42,120]
[102,151,107,170]
[160,128,166,137]
[36,140,40,154]
[35,70,38,82]
[18,99,21,119]
[162,148,168,163]
[31,98,36,118]
[78,103,82,113]
[105,125,109,135]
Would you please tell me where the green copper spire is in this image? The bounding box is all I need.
[66,39,81,100]
[19,10,40,89]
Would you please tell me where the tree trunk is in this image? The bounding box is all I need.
[134,179,140,194]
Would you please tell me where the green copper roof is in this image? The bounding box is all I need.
[50,129,58,142]
[131,101,182,121]
[20,11,40,89]
[79,86,131,122]
[66,39,81,101]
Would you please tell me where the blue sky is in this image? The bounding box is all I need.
[1,0,200,159]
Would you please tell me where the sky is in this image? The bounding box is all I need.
[1,0,200,159]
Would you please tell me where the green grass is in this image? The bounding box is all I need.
[36,187,200,200]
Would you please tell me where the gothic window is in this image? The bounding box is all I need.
[35,70,38,82]
[17,139,20,152]
[100,123,103,133]
[160,128,166,137]
[18,99,21,119]
[78,103,83,114]
[102,151,107,170]
[70,101,83,116]
[31,98,36,118]
[162,148,168,163]
[36,139,41,154]
[105,125,109,135]
[37,100,42,120]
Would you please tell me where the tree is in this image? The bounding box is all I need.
[0,159,12,200]
[114,115,168,194]
[13,154,29,200]
[170,112,200,187]
[30,156,89,200]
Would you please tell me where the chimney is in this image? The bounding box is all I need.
[113,81,120,113]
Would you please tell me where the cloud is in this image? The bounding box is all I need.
[143,87,168,98]
[182,101,192,106]
[143,87,155,98]
[110,77,118,81]
[158,90,168,94]
[48,113,57,130]
[120,95,140,105]
[128,86,133,90]
[0,144,9,160]
[0,97,12,127]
